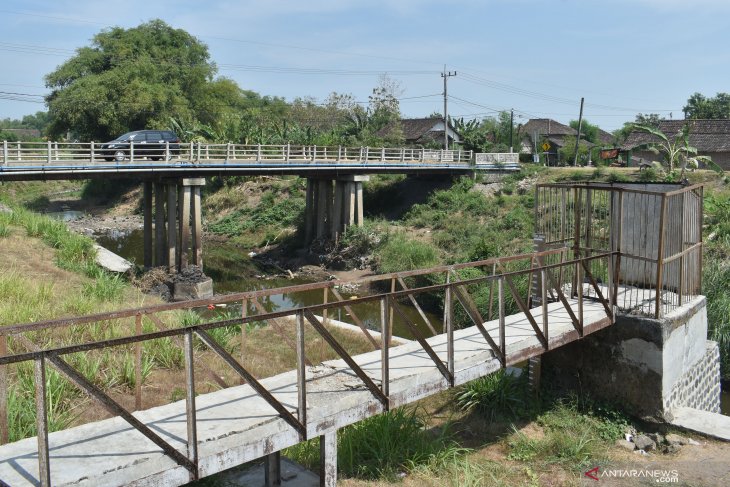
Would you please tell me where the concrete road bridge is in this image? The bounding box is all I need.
[1,142,521,272]
[0,182,718,487]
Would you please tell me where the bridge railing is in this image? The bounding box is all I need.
[1,141,473,167]
[0,249,616,484]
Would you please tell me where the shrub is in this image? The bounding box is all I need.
[376,233,440,274]
[456,370,534,422]
[285,407,465,481]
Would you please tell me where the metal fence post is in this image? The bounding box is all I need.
[380,297,389,401]
[296,311,307,440]
[2,140,7,165]
[90,141,95,163]
[35,356,51,487]
[130,140,135,162]
[47,140,52,164]
[184,330,199,480]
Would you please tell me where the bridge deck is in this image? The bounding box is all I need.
[0,143,476,181]
[0,298,610,487]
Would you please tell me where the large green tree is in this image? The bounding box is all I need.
[683,92,730,119]
[45,20,240,141]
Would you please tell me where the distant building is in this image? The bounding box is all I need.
[377,117,461,147]
[519,118,614,165]
[623,119,730,170]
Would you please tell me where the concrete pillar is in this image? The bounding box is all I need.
[316,179,329,239]
[143,181,152,268]
[191,183,204,268]
[331,181,344,240]
[319,431,337,487]
[355,182,364,227]
[264,451,281,487]
[304,178,315,244]
[179,185,192,270]
[154,183,166,267]
[347,183,356,230]
[167,183,178,273]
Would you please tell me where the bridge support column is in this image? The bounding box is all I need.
[153,183,166,267]
[264,451,281,486]
[143,182,153,268]
[144,178,205,272]
[303,176,368,243]
[319,430,337,487]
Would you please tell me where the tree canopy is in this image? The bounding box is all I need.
[569,119,600,144]
[44,20,243,141]
[683,92,730,119]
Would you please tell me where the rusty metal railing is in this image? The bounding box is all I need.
[0,250,617,485]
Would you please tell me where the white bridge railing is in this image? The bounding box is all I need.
[0,141,473,168]
[474,152,520,166]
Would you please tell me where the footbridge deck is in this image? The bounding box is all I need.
[0,249,618,486]
[0,142,474,181]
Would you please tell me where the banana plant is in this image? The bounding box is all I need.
[632,123,723,179]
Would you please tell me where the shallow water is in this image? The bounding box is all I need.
[95,229,441,340]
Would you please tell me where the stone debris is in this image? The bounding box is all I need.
[665,433,688,446]
[633,434,656,452]
[615,439,636,451]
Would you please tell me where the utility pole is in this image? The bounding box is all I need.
[509,109,514,153]
[442,66,457,150]
[573,97,584,167]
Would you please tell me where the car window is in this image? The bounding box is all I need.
[116,132,136,141]
[148,132,163,142]
[129,133,146,143]
[162,131,177,141]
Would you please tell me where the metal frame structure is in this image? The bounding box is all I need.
[535,182,703,318]
[0,249,617,485]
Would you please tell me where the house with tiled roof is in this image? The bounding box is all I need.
[519,118,615,164]
[376,117,460,147]
[623,119,730,170]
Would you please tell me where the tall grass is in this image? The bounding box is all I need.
[703,259,730,378]
[456,370,535,422]
[285,407,465,481]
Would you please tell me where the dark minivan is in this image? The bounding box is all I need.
[99,130,181,161]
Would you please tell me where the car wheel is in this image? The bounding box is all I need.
[104,157,114,162]
[114,150,126,162]
[151,156,161,161]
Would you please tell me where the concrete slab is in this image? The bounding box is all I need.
[94,244,134,273]
[0,299,610,486]
[670,407,730,442]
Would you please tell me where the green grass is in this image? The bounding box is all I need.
[375,232,440,274]
[285,407,466,481]
[207,190,305,244]
[505,401,617,471]
[456,370,536,422]
[702,259,730,378]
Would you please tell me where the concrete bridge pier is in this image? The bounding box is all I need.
[304,176,368,243]
[142,178,205,272]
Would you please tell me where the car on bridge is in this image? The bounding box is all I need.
[99,130,181,162]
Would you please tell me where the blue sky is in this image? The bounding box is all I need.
[1,0,729,131]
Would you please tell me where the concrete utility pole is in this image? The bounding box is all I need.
[441,66,457,150]
[573,97,584,167]
[509,109,514,153]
